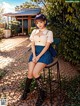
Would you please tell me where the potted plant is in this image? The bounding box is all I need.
[0,28,4,39]
[3,23,11,38]
[10,20,20,36]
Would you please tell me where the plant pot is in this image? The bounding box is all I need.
[3,29,11,38]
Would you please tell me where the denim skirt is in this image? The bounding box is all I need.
[28,45,53,65]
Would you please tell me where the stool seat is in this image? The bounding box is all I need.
[45,58,58,68]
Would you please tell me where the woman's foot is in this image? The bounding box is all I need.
[35,76,46,106]
[36,89,46,106]
[20,78,32,100]
[20,89,30,100]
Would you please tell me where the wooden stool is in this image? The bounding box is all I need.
[42,58,61,106]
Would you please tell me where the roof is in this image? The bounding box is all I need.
[3,8,41,16]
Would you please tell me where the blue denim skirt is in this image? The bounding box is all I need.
[28,45,53,65]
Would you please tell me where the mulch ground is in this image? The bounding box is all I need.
[0,36,79,106]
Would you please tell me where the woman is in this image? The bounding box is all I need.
[20,14,53,106]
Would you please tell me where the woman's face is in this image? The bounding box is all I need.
[35,20,46,29]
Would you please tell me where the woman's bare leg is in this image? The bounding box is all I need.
[32,62,47,106]
[33,62,47,78]
[28,61,36,79]
[20,61,36,100]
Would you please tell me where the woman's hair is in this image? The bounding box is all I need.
[34,14,47,26]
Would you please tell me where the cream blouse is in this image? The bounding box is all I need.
[29,29,53,46]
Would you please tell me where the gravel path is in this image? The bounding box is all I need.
[0,36,79,106]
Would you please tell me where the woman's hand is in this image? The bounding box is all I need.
[32,56,36,63]
[35,55,40,62]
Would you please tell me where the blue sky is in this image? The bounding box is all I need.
[0,0,31,6]
[0,0,32,13]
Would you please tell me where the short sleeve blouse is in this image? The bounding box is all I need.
[29,29,36,41]
[29,29,53,46]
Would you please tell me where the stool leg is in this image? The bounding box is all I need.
[48,68,53,106]
[57,62,61,106]
[43,69,46,81]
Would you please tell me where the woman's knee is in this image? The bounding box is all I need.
[33,70,40,78]
[27,71,33,78]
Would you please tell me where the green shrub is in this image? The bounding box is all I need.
[19,78,36,91]
[44,0,80,64]
[61,25,80,64]
[0,28,4,39]
[0,69,6,80]
[9,20,20,36]
[29,27,36,36]
[61,75,80,106]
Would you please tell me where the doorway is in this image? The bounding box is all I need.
[23,19,28,35]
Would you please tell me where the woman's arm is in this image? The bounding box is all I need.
[29,29,36,57]
[36,42,50,62]
[31,41,36,63]
[39,42,50,57]
[31,41,36,57]
[36,30,53,62]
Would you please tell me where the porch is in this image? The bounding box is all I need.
[3,8,41,35]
